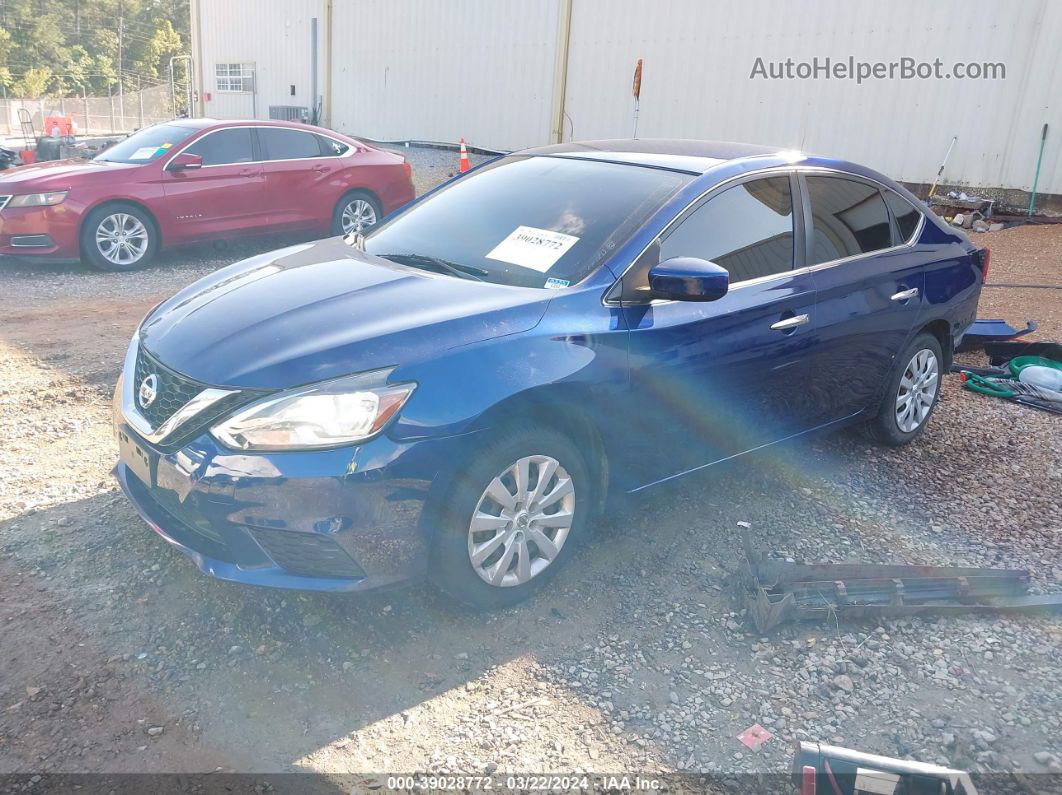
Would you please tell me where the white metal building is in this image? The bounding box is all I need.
[191,0,1061,197]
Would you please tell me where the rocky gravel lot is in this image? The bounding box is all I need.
[0,153,1059,793]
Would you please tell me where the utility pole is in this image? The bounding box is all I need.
[136,74,143,128]
[117,12,124,129]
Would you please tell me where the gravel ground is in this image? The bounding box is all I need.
[0,160,1060,791]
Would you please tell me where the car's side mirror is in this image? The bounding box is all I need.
[648,256,729,302]
[167,152,203,171]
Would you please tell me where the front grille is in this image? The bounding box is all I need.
[132,346,267,447]
[250,528,366,579]
[134,347,203,428]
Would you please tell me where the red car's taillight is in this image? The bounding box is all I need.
[978,247,991,283]
[402,162,412,179]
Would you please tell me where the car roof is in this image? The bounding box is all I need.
[524,138,785,174]
[166,118,341,133]
[520,137,908,197]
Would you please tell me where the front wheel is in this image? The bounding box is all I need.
[80,203,158,271]
[332,191,381,237]
[863,332,943,446]
[430,423,591,609]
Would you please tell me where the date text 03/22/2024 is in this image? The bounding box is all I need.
[380,774,663,791]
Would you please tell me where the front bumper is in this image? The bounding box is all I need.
[113,418,466,593]
[0,204,80,257]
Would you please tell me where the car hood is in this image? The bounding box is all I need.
[140,237,553,389]
[0,158,139,188]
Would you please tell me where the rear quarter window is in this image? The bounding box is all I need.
[883,189,924,244]
[316,135,349,156]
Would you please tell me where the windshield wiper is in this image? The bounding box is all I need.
[377,253,488,282]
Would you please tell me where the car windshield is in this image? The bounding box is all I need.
[363,155,693,288]
[94,123,195,164]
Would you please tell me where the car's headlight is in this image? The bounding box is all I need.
[7,191,68,208]
[210,369,415,451]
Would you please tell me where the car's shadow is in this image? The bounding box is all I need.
[0,429,884,777]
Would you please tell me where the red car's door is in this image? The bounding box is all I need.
[257,127,341,232]
[161,127,267,240]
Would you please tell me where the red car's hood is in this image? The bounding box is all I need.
[0,158,139,189]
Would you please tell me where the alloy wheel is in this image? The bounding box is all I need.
[895,348,939,433]
[341,199,377,235]
[467,455,575,588]
[95,212,149,266]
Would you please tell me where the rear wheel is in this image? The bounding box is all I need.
[332,191,381,237]
[80,203,158,271]
[430,423,591,609]
[863,332,943,446]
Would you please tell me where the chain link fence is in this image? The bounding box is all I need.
[1,83,179,139]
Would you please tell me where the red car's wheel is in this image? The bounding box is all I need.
[332,191,381,237]
[80,202,159,272]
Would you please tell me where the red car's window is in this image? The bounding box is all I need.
[94,123,194,164]
[260,128,326,161]
[184,128,255,166]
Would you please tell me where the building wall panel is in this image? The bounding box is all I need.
[328,0,560,151]
[195,0,1060,193]
[563,0,1060,193]
[197,0,325,121]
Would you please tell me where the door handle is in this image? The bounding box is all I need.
[770,314,810,331]
[891,287,920,302]
[312,164,328,172]
[238,168,256,177]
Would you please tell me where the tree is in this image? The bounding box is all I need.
[128,18,181,87]
[15,65,52,97]
[0,0,188,97]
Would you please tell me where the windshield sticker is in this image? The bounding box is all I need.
[129,146,159,160]
[486,225,579,272]
[544,277,570,289]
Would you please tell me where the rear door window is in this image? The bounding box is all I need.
[883,188,923,244]
[659,176,795,283]
[260,128,325,160]
[805,176,892,264]
[183,128,255,166]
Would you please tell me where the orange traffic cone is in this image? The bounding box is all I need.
[459,137,471,173]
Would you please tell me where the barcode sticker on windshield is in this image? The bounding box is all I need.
[486,226,579,272]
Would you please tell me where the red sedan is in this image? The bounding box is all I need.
[0,119,415,271]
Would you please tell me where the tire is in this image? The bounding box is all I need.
[429,422,592,609]
[863,332,943,447]
[80,202,158,272]
[331,191,382,237]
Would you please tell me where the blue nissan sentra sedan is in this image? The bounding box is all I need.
[113,139,985,608]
